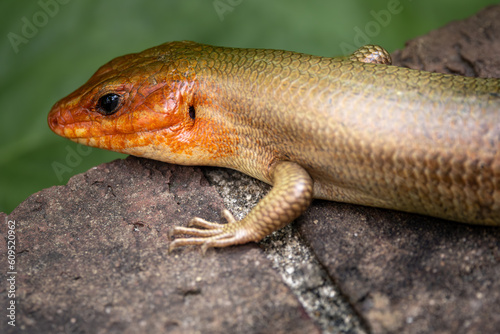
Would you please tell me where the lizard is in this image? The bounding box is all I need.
[47,41,500,252]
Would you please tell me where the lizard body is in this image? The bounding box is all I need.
[48,41,500,250]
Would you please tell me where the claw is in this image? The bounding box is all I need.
[169,232,238,254]
[168,209,240,253]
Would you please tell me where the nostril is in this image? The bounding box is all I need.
[48,115,58,130]
[48,107,61,132]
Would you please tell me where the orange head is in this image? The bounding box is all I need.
[48,41,235,165]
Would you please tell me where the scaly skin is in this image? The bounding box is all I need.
[48,41,500,251]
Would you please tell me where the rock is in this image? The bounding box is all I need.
[1,158,319,334]
[391,5,500,78]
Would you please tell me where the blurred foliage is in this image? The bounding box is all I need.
[1,0,498,213]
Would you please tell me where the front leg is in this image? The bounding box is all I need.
[168,161,314,252]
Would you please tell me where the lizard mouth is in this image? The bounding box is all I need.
[47,97,177,155]
[48,101,74,137]
[48,101,92,139]
[48,104,141,152]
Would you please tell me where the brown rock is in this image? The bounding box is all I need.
[1,158,319,334]
[297,202,500,334]
[391,5,500,78]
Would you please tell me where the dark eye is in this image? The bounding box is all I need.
[97,93,121,115]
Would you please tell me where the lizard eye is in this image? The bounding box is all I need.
[97,93,121,115]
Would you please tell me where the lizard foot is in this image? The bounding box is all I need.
[168,162,313,253]
[168,209,251,253]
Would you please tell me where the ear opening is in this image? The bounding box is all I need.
[188,105,196,120]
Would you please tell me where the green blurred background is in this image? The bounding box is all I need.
[1,0,498,213]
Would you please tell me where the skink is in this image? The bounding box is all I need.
[48,41,500,251]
